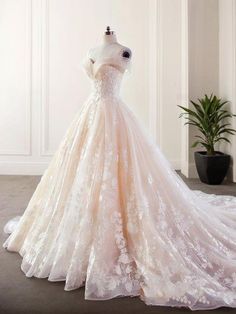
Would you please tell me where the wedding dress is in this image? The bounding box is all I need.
[3,45,236,311]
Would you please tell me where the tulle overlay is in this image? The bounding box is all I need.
[3,65,236,310]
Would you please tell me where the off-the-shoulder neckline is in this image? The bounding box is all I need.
[87,46,132,62]
[87,56,128,77]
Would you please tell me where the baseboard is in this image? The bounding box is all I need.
[0,158,182,176]
[0,161,233,182]
[0,161,48,175]
[189,162,198,178]
[1,160,230,181]
[170,159,181,170]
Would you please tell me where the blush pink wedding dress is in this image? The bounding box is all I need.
[3,48,236,311]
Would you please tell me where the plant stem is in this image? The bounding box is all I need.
[207,148,215,156]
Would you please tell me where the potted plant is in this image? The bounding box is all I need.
[178,94,236,185]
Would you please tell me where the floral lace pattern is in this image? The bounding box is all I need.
[3,58,236,310]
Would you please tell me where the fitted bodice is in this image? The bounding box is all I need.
[82,46,131,100]
[91,65,124,100]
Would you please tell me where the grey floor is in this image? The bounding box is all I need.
[0,174,236,314]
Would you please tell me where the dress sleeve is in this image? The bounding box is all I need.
[121,48,132,74]
[93,55,131,78]
[82,51,94,78]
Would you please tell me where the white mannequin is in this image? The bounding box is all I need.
[102,30,118,45]
[88,26,132,67]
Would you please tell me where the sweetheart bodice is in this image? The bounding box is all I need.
[83,52,130,100]
[90,65,124,100]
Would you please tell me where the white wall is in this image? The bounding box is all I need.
[0,0,187,175]
[1,0,232,179]
[149,0,183,170]
[0,0,151,174]
[187,0,236,181]
[219,0,236,181]
[188,0,219,177]
[0,0,32,157]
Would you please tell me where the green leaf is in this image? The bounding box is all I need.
[178,94,236,149]
[215,137,231,144]
[191,141,200,148]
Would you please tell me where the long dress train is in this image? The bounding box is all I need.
[3,52,236,310]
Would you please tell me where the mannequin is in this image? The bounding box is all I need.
[88,26,132,68]
[103,26,118,45]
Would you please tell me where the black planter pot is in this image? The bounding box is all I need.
[194,151,230,185]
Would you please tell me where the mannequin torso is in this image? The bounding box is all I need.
[89,33,131,61]
[85,30,132,77]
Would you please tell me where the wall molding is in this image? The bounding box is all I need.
[180,0,190,177]
[148,0,188,171]
[0,0,191,175]
[231,0,236,182]
[219,0,236,182]
[0,161,47,175]
[0,0,32,156]
[40,0,54,156]
[148,0,163,149]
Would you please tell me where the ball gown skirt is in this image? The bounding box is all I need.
[3,63,236,311]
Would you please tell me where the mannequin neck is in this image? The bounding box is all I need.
[103,33,117,45]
